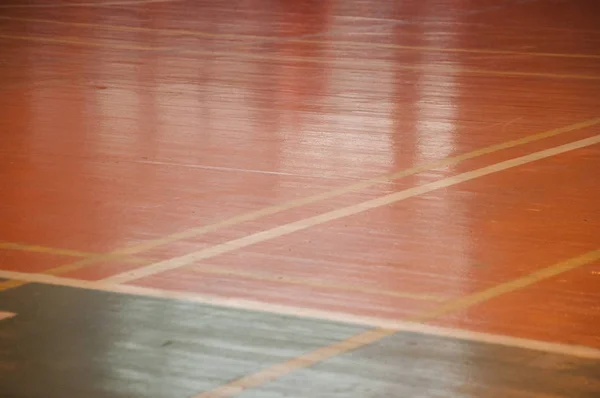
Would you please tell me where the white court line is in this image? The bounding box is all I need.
[102,134,600,284]
[1,269,599,359]
[0,311,16,321]
[137,159,360,181]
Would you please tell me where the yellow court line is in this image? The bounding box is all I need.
[103,134,600,284]
[2,16,599,59]
[0,242,96,258]
[1,34,600,81]
[188,266,446,302]
[2,263,600,361]
[0,280,33,292]
[195,328,396,398]
[0,242,146,264]
[0,246,439,302]
[193,248,600,398]
[89,117,600,255]
[0,243,146,292]
[411,249,600,322]
[12,117,600,283]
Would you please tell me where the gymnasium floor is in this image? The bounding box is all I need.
[1,0,599,397]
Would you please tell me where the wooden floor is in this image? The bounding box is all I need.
[1,0,599,397]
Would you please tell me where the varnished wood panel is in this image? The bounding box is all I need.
[0,0,599,396]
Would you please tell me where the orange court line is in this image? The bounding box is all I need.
[192,248,600,398]
[0,242,147,264]
[0,242,100,258]
[187,266,448,302]
[0,262,444,303]
[0,242,146,264]
[0,117,598,292]
[0,243,144,292]
[2,15,600,59]
[103,134,600,284]
[1,33,600,81]
[73,117,600,258]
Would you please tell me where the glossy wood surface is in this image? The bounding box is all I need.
[2,284,600,398]
[1,0,599,396]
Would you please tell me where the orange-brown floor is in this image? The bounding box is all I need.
[1,0,599,397]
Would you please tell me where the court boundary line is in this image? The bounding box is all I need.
[102,134,600,284]
[20,117,598,282]
[101,118,600,256]
[0,252,446,302]
[0,121,598,293]
[186,265,447,302]
[191,247,600,397]
[0,242,98,259]
[0,242,144,264]
[0,268,599,360]
[0,117,596,291]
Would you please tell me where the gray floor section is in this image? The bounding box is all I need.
[1,283,599,398]
[0,283,367,398]
[238,329,600,398]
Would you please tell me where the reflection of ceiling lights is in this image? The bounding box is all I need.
[278,39,395,178]
[416,45,459,161]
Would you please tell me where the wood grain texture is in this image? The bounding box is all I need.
[0,0,599,396]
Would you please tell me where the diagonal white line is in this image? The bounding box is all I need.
[102,134,600,284]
